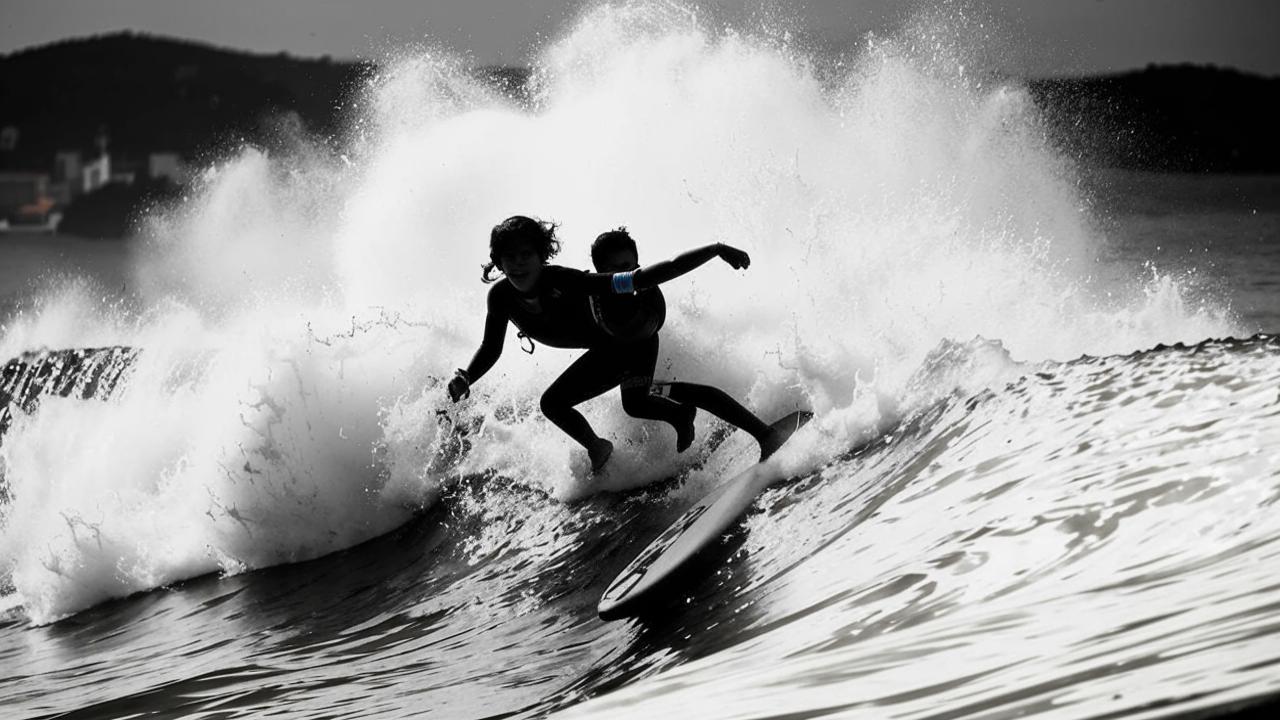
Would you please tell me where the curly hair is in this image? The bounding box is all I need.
[482,215,562,283]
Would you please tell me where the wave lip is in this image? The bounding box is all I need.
[0,327,422,625]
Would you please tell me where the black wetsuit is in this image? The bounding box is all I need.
[466,266,681,437]
[462,251,772,455]
[488,265,609,350]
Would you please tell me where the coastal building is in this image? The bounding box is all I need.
[0,123,188,233]
[81,153,111,194]
[81,127,113,193]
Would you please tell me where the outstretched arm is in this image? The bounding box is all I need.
[449,289,508,401]
[631,243,750,290]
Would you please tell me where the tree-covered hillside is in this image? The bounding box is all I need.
[0,32,371,170]
[2,33,1276,175]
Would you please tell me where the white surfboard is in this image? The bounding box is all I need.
[598,411,812,620]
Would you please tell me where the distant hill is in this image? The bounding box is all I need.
[0,33,372,171]
[2,33,1277,175]
[1028,65,1280,173]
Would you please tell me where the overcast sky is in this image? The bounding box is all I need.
[1,0,1278,77]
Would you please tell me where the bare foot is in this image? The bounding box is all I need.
[675,404,697,453]
[588,438,614,472]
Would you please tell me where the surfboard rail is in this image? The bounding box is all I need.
[598,410,812,620]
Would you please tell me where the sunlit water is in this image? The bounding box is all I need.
[2,2,1278,718]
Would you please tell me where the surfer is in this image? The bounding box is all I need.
[447,216,785,471]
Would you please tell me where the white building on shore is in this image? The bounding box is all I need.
[1,125,188,233]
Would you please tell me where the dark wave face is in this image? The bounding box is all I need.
[1,2,1278,718]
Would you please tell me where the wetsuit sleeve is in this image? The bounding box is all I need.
[462,285,510,383]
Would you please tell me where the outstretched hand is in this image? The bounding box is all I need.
[716,243,751,270]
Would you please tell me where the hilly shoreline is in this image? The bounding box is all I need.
[1,32,1276,238]
[3,32,1277,174]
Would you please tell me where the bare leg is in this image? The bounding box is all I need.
[667,382,782,460]
[541,349,621,470]
[614,335,697,452]
[621,382,697,451]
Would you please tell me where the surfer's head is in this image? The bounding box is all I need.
[591,227,639,273]
[484,215,561,289]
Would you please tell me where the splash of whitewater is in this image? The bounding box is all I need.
[0,1,1236,623]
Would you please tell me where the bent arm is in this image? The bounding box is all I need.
[462,290,509,384]
[632,243,748,290]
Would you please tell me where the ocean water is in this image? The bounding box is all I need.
[2,3,1279,718]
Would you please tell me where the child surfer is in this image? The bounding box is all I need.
[448,216,784,471]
